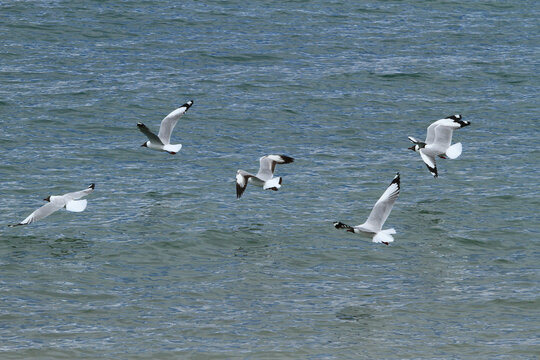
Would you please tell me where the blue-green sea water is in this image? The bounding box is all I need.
[1,1,539,359]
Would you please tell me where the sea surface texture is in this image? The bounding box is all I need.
[1,1,539,359]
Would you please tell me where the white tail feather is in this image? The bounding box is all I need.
[65,199,87,212]
[372,228,396,243]
[446,142,462,159]
[163,144,182,153]
[263,177,281,190]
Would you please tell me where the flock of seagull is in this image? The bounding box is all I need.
[9,100,471,245]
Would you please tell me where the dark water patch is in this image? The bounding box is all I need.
[336,305,375,322]
[451,235,489,249]
[373,72,429,80]
[203,52,282,63]
[47,237,92,259]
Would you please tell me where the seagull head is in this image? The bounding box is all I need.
[408,143,424,152]
[43,196,51,202]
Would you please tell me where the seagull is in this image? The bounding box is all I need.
[137,100,193,154]
[236,155,294,198]
[408,114,470,177]
[334,173,400,245]
[9,184,95,227]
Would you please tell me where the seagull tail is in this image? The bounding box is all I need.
[445,142,462,159]
[372,228,396,244]
[163,144,182,154]
[66,199,88,212]
[263,177,282,191]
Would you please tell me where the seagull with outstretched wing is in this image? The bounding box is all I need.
[334,173,400,245]
[408,114,470,177]
[10,184,95,227]
[236,155,294,198]
[138,100,193,154]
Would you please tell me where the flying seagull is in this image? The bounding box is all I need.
[137,100,193,154]
[236,155,294,198]
[334,173,400,245]
[10,184,95,227]
[408,114,470,177]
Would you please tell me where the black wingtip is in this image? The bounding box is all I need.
[334,222,355,232]
[391,172,400,186]
[183,100,194,109]
[88,183,95,189]
[236,183,244,199]
[447,114,470,128]
[280,155,294,164]
[137,122,145,127]
[427,164,438,178]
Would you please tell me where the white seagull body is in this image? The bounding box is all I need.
[10,184,95,227]
[236,155,294,198]
[334,173,400,245]
[137,100,193,154]
[408,114,470,177]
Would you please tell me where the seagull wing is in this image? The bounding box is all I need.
[363,173,400,232]
[158,101,193,145]
[432,123,455,150]
[256,155,294,181]
[12,201,64,226]
[425,115,467,145]
[236,170,255,199]
[63,184,95,201]
[425,120,442,144]
[137,123,163,145]
[419,150,438,177]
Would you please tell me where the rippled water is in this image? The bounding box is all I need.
[1,0,538,358]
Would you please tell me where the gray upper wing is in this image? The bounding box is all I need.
[364,174,400,232]
[158,101,193,144]
[255,155,294,181]
[425,121,441,145]
[432,124,454,149]
[63,184,95,201]
[15,201,64,226]
[137,123,163,145]
[256,156,275,181]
